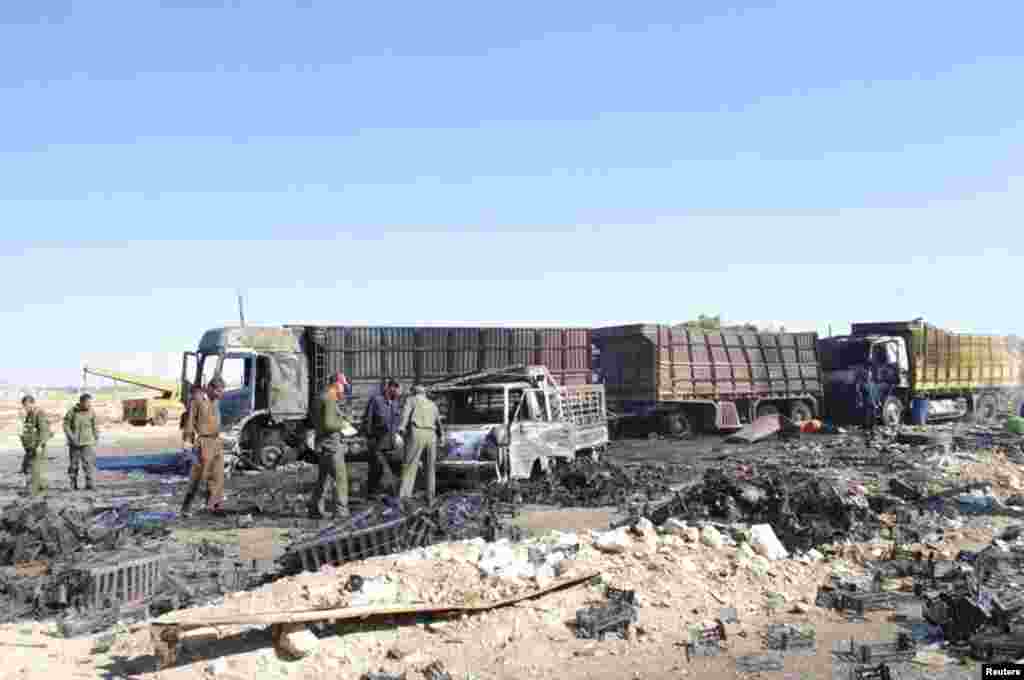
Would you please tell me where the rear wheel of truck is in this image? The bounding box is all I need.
[881,397,903,427]
[976,394,998,423]
[661,412,691,437]
[756,403,779,418]
[529,457,550,481]
[788,401,812,423]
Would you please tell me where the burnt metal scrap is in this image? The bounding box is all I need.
[574,586,638,641]
[762,623,815,653]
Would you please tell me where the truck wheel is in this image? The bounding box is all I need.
[661,412,691,437]
[976,394,998,423]
[756,403,779,418]
[152,409,168,426]
[788,401,812,423]
[881,397,903,426]
[529,458,550,481]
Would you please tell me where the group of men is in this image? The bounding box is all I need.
[18,393,101,496]
[307,372,443,519]
[174,371,443,521]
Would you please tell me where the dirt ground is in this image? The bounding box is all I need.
[0,399,1018,680]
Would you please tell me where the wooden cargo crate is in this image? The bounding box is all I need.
[768,366,785,379]
[752,381,770,395]
[781,349,798,363]
[798,350,816,363]
[763,349,781,363]
[751,365,769,379]
[711,347,729,363]
[800,365,819,378]
[692,365,713,381]
[722,332,742,346]
[759,334,778,347]
[740,333,758,346]
[727,348,746,363]
[691,347,710,363]
[714,365,733,380]
[707,332,725,346]
[733,365,751,380]
[734,381,752,394]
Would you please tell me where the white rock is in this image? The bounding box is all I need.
[700,526,723,549]
[205,658,228,676]
[632,517,657,538]
[806,548,824,562]
[595,527,632,554]
[663,518,689,536]
[350,576,400,607]
[750,524,789,561]
[275,626,319,659]
[682,527,701,543]
[677,557,698,573]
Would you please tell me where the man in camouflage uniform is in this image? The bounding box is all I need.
[398,384,443,503]
[20,396,52,496]
[308,372,351,519]
[63,393,99,491]
[181,377,226,516]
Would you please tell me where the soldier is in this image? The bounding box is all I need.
[308,372,351,519]
[397,384,443,503]
[363,378,403,498]
[181,377,226,517]
[20,396,52,497]
[63,394,99,491]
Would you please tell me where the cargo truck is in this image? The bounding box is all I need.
[592,324,823,436]
[181,325,592,469]
[818,319,1021,426]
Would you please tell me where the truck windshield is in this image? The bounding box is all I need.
[438,388,523,425]
[819,339,871,371]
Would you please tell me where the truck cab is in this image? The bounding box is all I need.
[430,365,608,482]
[182,326,310,466]
[819,334,910,426]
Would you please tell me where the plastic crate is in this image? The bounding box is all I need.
[72,553,167,611]
[287,516,418,572]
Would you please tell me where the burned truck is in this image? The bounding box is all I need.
[592,324,823,436]
[429,365,609,481]
[819,319,1021,426]
[181,325,592,469]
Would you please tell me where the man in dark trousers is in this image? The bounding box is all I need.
[63,394,99,491]
[308,373,351,519]
[363,379,403,498]
[858,367,880,433]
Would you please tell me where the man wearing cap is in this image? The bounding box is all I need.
[63,394,99,491]
[308,372,351,519]
[397,384,443,503]
[181,377,226,516]
[363,379,403,498]
[20,396,52,497]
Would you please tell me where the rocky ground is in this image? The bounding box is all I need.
[0,400,1022,679]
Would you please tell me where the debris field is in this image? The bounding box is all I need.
[1,416,1024,679]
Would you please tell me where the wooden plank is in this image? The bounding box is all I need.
[238,528,277,561]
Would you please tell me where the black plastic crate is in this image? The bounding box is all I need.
[70,553,167,611]
[287,516,420,573]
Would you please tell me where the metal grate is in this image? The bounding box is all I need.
[74,553,167,610]
[287,516,417,573]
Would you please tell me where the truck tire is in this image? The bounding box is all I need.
[976,394,998,423]
[152,409,168,426]
[881,397,903,427]
[788,401,813,423]
[756,403,779,418]
[661,412,691,437]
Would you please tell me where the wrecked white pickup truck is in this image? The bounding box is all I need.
[428,365,609,482]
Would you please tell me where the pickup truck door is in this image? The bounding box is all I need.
[514,389,574,459]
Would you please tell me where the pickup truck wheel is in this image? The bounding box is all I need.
[788,401,812,423]
[529,458,550,481]
[976,394,998,423]
[881,397,903,427]
[756,403,779,418]
[661,412,691,437]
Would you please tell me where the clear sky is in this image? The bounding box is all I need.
[1,1,1022,386]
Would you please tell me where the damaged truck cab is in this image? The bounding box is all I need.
[430,366,609,482]
[819,319,1019,426]
[181,327,310,468]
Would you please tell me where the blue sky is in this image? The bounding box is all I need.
[1,0,1022,385]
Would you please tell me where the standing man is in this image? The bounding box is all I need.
[181,377,226,516]
[308,372,351,520]
[397,384,443,504]
[20,396,52,497]
[363,379,403,498]
[63,394,99,491]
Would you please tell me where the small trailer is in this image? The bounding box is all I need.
[428,365,609,482]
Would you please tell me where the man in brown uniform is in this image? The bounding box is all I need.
[308,373,351,519]
[398,384,443,503]
[181,377,226,517]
